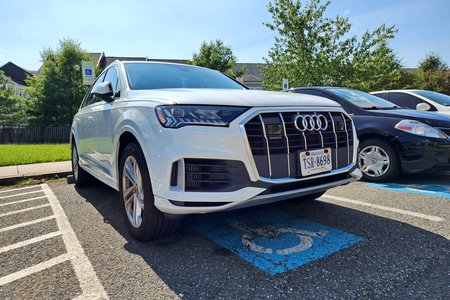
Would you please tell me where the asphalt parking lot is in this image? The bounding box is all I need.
[1,174,449,299]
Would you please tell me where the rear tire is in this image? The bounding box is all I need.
[119,142,179,241]
[71,143,92,187]
[358,138,401,182]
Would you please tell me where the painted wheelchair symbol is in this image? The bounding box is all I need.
[230,222,327,255]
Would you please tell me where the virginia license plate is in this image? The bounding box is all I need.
[299,148,332,176]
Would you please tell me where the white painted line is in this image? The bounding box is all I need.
[0,196,47,207]
[0,204,51,217]
[0,215,55,233]
[321,195,445,222]
[0,185,42,195]
[41,184,108,299]
[0,254,70,286]
[0,231,62,254]
[0,190,44,200]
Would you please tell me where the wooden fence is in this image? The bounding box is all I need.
[0,127,71,144]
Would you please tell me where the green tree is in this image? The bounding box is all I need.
[191,40,246,78]
[414,53,449,94]
[0,71,27,126]
[262,0,401,91]
[26,39,92,126]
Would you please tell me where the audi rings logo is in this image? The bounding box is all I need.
[294,114,328,131]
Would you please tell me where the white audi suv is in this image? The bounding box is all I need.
[71,61,362,240]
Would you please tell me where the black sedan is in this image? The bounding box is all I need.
[288,87,450,182]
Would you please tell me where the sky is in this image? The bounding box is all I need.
[0,0,449,71]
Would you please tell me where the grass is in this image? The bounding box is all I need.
[0,144,71,167]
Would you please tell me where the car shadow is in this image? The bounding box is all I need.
[74,184,450,299]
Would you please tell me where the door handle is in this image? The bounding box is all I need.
[87,116,94,123]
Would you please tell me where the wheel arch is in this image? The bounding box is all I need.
[114,129,151,187]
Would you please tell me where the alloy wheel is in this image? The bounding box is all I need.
[122,156,145,228]
[72,146,79,180]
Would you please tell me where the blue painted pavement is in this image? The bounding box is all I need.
[194,209,364,275]
[367,181,450,199]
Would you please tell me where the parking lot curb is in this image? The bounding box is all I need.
[0,171,72,186]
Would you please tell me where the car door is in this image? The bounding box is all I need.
[76,72,106,171]
[85,66,121,179]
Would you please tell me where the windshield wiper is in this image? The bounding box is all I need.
[363,106,398,110]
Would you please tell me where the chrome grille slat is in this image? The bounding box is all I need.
[341,113,350,165]
[259,115,272,177]
[279,113,291,177]
[328,112,339,168]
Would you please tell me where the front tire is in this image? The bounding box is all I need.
[358,138,401,182]
[119,142,178,241]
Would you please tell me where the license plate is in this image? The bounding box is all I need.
[299,148,332,176]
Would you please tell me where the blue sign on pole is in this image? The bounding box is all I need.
[194,209,364,275]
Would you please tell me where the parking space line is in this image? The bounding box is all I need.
[0,231,62,254]
[41,184,108,299]
[0,190,44,200]
[321,195,445,222]
[0,186,41,195]
[0,254,70,286]
[0,215,55,233]
[0,196,47,207]
[0,204,51,217]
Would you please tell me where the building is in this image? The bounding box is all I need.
[0,62,34,97]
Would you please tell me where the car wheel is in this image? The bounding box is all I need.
[119,142,179,241]
[71,143,92,186]
[358,138,401,182]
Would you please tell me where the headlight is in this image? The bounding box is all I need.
[155,105,248,128]
[395,120,447,139]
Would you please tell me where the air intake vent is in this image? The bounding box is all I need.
[184,159,250,192]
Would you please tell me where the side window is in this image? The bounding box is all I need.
[82,72,106,108]
[103,67,120,97]
[388,93,437,111]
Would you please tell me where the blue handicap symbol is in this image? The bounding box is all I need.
[194,209,364,275]
[85,69,92,76]
[367,182,450,199]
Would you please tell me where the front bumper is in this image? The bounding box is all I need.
[145,106,359,214]
[396,132,450,173]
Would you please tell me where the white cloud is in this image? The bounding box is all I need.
[344,10,350,16]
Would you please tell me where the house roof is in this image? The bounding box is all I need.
[0,61,33,86]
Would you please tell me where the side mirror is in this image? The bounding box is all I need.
[416,103,431,111]
[92,81,114,102]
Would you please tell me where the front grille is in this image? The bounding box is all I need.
[437,127,450,137]
[184,159,250,192]
[244,111,354,179]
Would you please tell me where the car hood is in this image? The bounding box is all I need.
[126,89,340,108]
[370,109,450,126]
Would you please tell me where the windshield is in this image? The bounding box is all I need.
[413,90,450,106]
[329,88,398,109]
[124,63,245,90]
